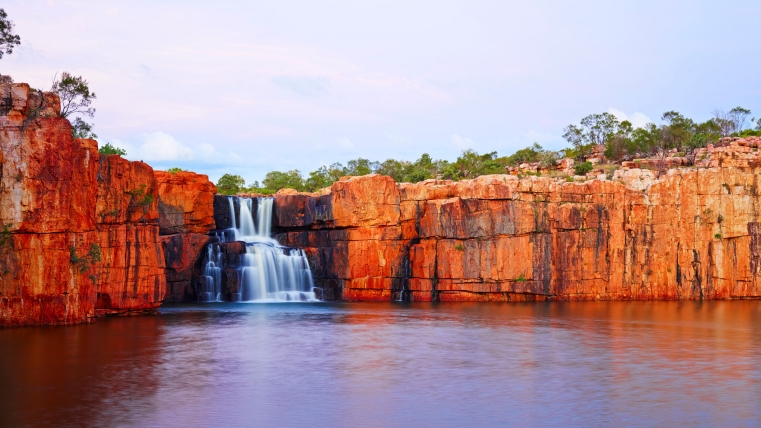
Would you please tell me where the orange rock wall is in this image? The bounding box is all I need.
[0,82,167,326]
[154,171,216,303]
[274,144,761,302]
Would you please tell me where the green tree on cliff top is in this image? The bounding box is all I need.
[0,9,20,60]
[99,142,127,156]
[51,72,98,139]
[217,174,246,195]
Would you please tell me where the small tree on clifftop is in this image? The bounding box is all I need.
[0,9,21,60]
[51,72,98,139]
[217,174,246,195]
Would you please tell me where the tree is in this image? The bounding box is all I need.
[505,143,542,166]
[604,133,634,161]
[661,111,695,152]
[262,170,304,192]
[99,142,126,156]
[405,153,438,182]
[375,159,408,182]
[563,112,621,160]
[712,107,751,137]
[304,163,344,191]
[72,117,98,139]
[51,72,97,139]
[51,72,96,118]
[440,150,507,180]
[217,174,246,195]
[728,107,751,134]
[344,158,379,176]
[0,9,20,59]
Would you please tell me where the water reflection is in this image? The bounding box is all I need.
[1,301,760,427]
[0,316,165,427]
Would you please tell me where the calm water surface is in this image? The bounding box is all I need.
[1,301,761,427]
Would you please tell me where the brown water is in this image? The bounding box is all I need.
[1,301,760,427]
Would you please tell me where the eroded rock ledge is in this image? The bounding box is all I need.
[0,81,216,326]
[271,137,761,302]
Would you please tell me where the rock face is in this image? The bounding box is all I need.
[155,171,216,235]
[274,138,761,302]
[155,171,216,303]
[0,82,169,325]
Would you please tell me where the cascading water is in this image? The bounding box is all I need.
[200,245,223,301]
[201,196,317,302]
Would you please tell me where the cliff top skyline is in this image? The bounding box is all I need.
[2,0,759,182]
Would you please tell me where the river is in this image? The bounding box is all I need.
[1,301,760,427]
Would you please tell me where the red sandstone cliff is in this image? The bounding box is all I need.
[0,81,218,326]
[273,137,761,302]
[155,170,216,303]
[0,82,169,325]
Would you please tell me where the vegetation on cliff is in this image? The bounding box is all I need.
[50,72,98,139]
[99,142,127,156]
[220,107,761,194]
[0,8,20,60]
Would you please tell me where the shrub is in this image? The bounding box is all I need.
[99,142,126,156]
[574,161,593,175]
[0,223,11,250]
[70,243,102,282]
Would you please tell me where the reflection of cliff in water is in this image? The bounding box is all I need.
[2,301,761,426]
[0,316,165,427]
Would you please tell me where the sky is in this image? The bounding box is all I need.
[3,0,760,183]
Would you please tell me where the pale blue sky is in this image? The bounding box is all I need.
[4,0,760,183]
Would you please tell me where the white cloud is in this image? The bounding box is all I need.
[450,134,475,150]
[136,131,194,161]
[608,108,652,129]
[111,132,243,166]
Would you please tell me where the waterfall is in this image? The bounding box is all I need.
[256,198,273,238]
[238,198,257,238]
[200,245,223,302]
[202,196,317,302]
[228,197,237,229]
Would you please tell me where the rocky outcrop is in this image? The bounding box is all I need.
[274,138,761,302]
[0,82,167,326]
[160,232,212,302]
[155,171,216,235]
[155,171,216,303]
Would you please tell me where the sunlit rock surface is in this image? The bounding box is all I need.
[274,139,761,302]
[0,81,168,325]
[155,171,216,303]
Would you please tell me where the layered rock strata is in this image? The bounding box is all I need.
[155,171,217,303]
[272,138,761,302]
[0,79,220,325]
[0,82,170,325]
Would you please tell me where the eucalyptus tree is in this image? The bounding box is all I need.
[51,72,98,139]
[0,9,20,60]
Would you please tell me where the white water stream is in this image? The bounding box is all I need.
[201,197,316,302]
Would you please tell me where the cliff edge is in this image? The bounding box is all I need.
[272,137,761,302]
[0,80,216,326]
